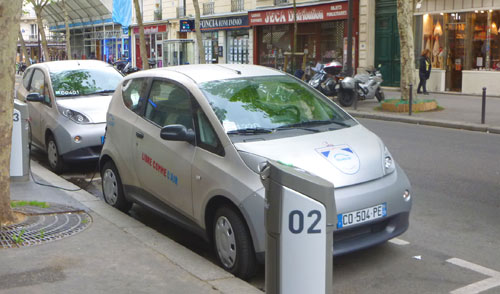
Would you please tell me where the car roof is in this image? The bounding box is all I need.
[145,64,286,84]
[36,60,114,72]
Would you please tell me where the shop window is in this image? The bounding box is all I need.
[258,25,290,70]
[422,14,444,69]
[203,32,218,64]
[227,30,249,64]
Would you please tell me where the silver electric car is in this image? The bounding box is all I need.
[100,64,412,279]
[17,60,123,173]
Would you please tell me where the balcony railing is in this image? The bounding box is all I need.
[203,2,214,15]
[274,0,288,4]
[231,0,244,12]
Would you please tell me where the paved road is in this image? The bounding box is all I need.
[30,119,500,293]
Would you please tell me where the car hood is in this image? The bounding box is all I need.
[234,124,386,188]
[56,95,112,123]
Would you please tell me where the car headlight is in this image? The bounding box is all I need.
[383,146,395,175]
[59,106,90,124]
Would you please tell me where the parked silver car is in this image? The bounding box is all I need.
[100,64,412,279]
[17,60,123,173]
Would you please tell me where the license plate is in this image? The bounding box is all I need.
[337,203,387,229]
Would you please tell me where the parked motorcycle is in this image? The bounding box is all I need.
[17,62,27,75]
[114,60,140,75]
[338,66,385,107]
[308,61,343,97]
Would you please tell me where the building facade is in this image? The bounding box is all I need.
[132,0,359,75]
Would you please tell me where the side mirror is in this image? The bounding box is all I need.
[26,93,44,102]
[160,124,195,143]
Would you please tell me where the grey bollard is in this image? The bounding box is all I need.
[10,99,30,181]
[260,160,335,294]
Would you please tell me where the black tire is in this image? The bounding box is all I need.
[101,161,132,212]
[213,206,256,280]
[46,134,65,174]
[376,88,385,102]
[338,89,355,107]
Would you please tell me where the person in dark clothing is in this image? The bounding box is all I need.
[417,49,431,95]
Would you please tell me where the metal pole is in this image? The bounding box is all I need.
[482,87,486,124]
[345,0,354,76]
[409,84,413,116]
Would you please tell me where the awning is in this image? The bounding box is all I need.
[42,0,113,31]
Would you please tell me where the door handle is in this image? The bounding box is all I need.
[136,131,144,139]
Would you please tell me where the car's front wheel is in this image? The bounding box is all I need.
[213,206,256,280]
[46,134,65,174]
[101,161,132,212]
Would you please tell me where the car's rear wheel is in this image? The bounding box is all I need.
[46,134,65,174]
[101,161,132,212]
[213,206,256,280]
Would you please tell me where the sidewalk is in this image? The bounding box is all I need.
[341,89,500,134]
[1,161,262,294]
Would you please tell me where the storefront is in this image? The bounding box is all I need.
[132,24,167,68]
[249,1,357,75]
[415,4,500,94]
[181,15,251,64]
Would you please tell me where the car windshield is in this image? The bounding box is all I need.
[50,67,122,98]
[199,75,356,133]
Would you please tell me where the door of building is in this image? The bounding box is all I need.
[375,0,400,87]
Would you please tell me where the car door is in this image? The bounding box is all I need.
[27,68,52,147]
[133,78,195,217]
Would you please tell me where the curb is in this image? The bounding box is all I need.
[348,110,500,135]
[29,160,263,294]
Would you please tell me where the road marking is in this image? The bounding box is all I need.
[447,258,500,294]
[389,238,410,245]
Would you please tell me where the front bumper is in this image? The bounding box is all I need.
[53,122,106,160]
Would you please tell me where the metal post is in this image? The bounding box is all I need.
[409,84,413,116]
[354,91,358,110]
[482,87,486,124]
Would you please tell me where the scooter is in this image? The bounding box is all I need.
[338,66,385,107]
[308,61,343,97]
[114,60,140,75]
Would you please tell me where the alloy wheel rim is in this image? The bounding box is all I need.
[47,140,58,168]
[103,169,118,205]
[215,216,237,268]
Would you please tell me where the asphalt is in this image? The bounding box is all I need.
[4,80,500,294]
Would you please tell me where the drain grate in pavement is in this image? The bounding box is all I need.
[0,204,91,249]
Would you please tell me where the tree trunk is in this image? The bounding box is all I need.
[397,0,416,100]
[18,30,31,66]
[192,0,205,64]
[133,0,149,69]
[0,0,23,225]
[35,7,50,62]
[62,0,71,60]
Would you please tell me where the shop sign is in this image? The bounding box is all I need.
[133,24,167,34]
[249,2,348,26]
[200,15,249,31]
[180,20,195,32]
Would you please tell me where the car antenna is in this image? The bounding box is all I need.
[216,65,241,75]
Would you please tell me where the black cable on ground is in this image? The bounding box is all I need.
[27,119,99,192]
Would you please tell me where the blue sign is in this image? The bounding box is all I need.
[180,20,194,32]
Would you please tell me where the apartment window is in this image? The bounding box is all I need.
[274,0,288,4]
[30,24,38,40]
[203,2,214,15]
[154,0,162,20]
[177,0,186,18]
[231,0,244,12]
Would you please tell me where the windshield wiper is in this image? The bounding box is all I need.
[278,119,350,129]
[227,127,274,135]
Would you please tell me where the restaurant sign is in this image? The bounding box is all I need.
[249,2,348,26]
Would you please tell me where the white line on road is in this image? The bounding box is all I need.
[447,258,500,294]
[388,238,410,245]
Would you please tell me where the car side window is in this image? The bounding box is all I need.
[195,108,224,156]
[122,78,148,115]
[22,68,33,89]
[144,80,194,130]
[30,69,51,106]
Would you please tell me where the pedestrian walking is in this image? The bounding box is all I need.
[417,49,431,95]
